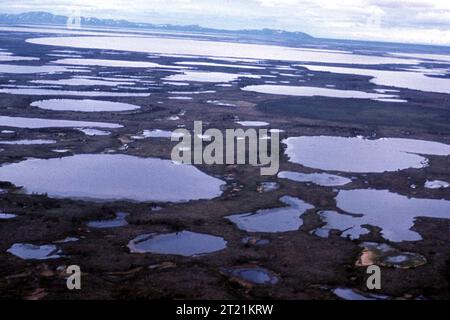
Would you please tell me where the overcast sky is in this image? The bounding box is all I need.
[1,0,450,45]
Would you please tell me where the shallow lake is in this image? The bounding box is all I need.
[0,88,150,97]
[242,85,398,99]
[164,71,260,83]
[0,154,225,202]
[299,64,450,95]
[31,99,140,112]
[30,78,136,87]
[27,36,421,65]
[0,116,121,129]
[53,58,187,69]
[175,61,265,70]
[284,136,450,173]
[0,139,56,145]
[0,64,89,74]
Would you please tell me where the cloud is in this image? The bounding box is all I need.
[1,0,449,45]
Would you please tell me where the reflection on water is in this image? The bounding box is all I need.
[53,58,188,69]
[0,139,56,145]
[0,213,17,219]
[32,99,140,112]
[131,130,182,139]
[207,100,237,107]
[175,61,265,70]
[30,78,135,87]
[311,210,370,240]
[164,71,260,83]
[26,36,421,65]
[226,196,314,233]
[76,128,111,136]
[300,64,450,94]
[425,180,449,189]
[0,88,150,97]
[87,212,129,229]
[333,288,389,300]
[336,189,450,242]
[7,243,63,260]
[235,121,269,127]
[0,116,122,129]
[373,98,407,103]
[242,85,399,99]
[0,64,88,74]
[278,171,352,186]
[222,267,279,285]
[257,182,280,193]
[128,231,227,256]
[0,54,39,62]
[284,136,450,173]
[0,154,225,202]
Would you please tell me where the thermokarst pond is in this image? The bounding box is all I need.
[335,189,450,242]
[226,196,314,233]
[87,212,129,229]
[0,88,150,97]
[0,116,122,129]
[31,99,141,112]
[163,71,260,83]
[128,231,227,256]
[222,267,279,285]
[278,171,352,187]
[0,213,17,220]
[284,136,450,173]
[0,139,56,145]
[7,243,63,260]
[0,154,225,202]
[242,85,401,100]
[30,78,136,87]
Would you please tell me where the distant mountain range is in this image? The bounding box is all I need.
[0,12,314,44]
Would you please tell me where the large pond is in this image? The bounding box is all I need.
[0,88,150,97]
[0,64,88,74]
[284,136,450,173]
[0,139,56,145]
[0,154,225,202]
[0,116,122,129]
[30,78,136,87]
[0,54,39,62]
[52,58,187,69]
[334,189,450,242]
[163,71,260,83]
[175,61,265,70]
[242,85,398,99]
[31,99,140,112]
[299,64,450,95]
